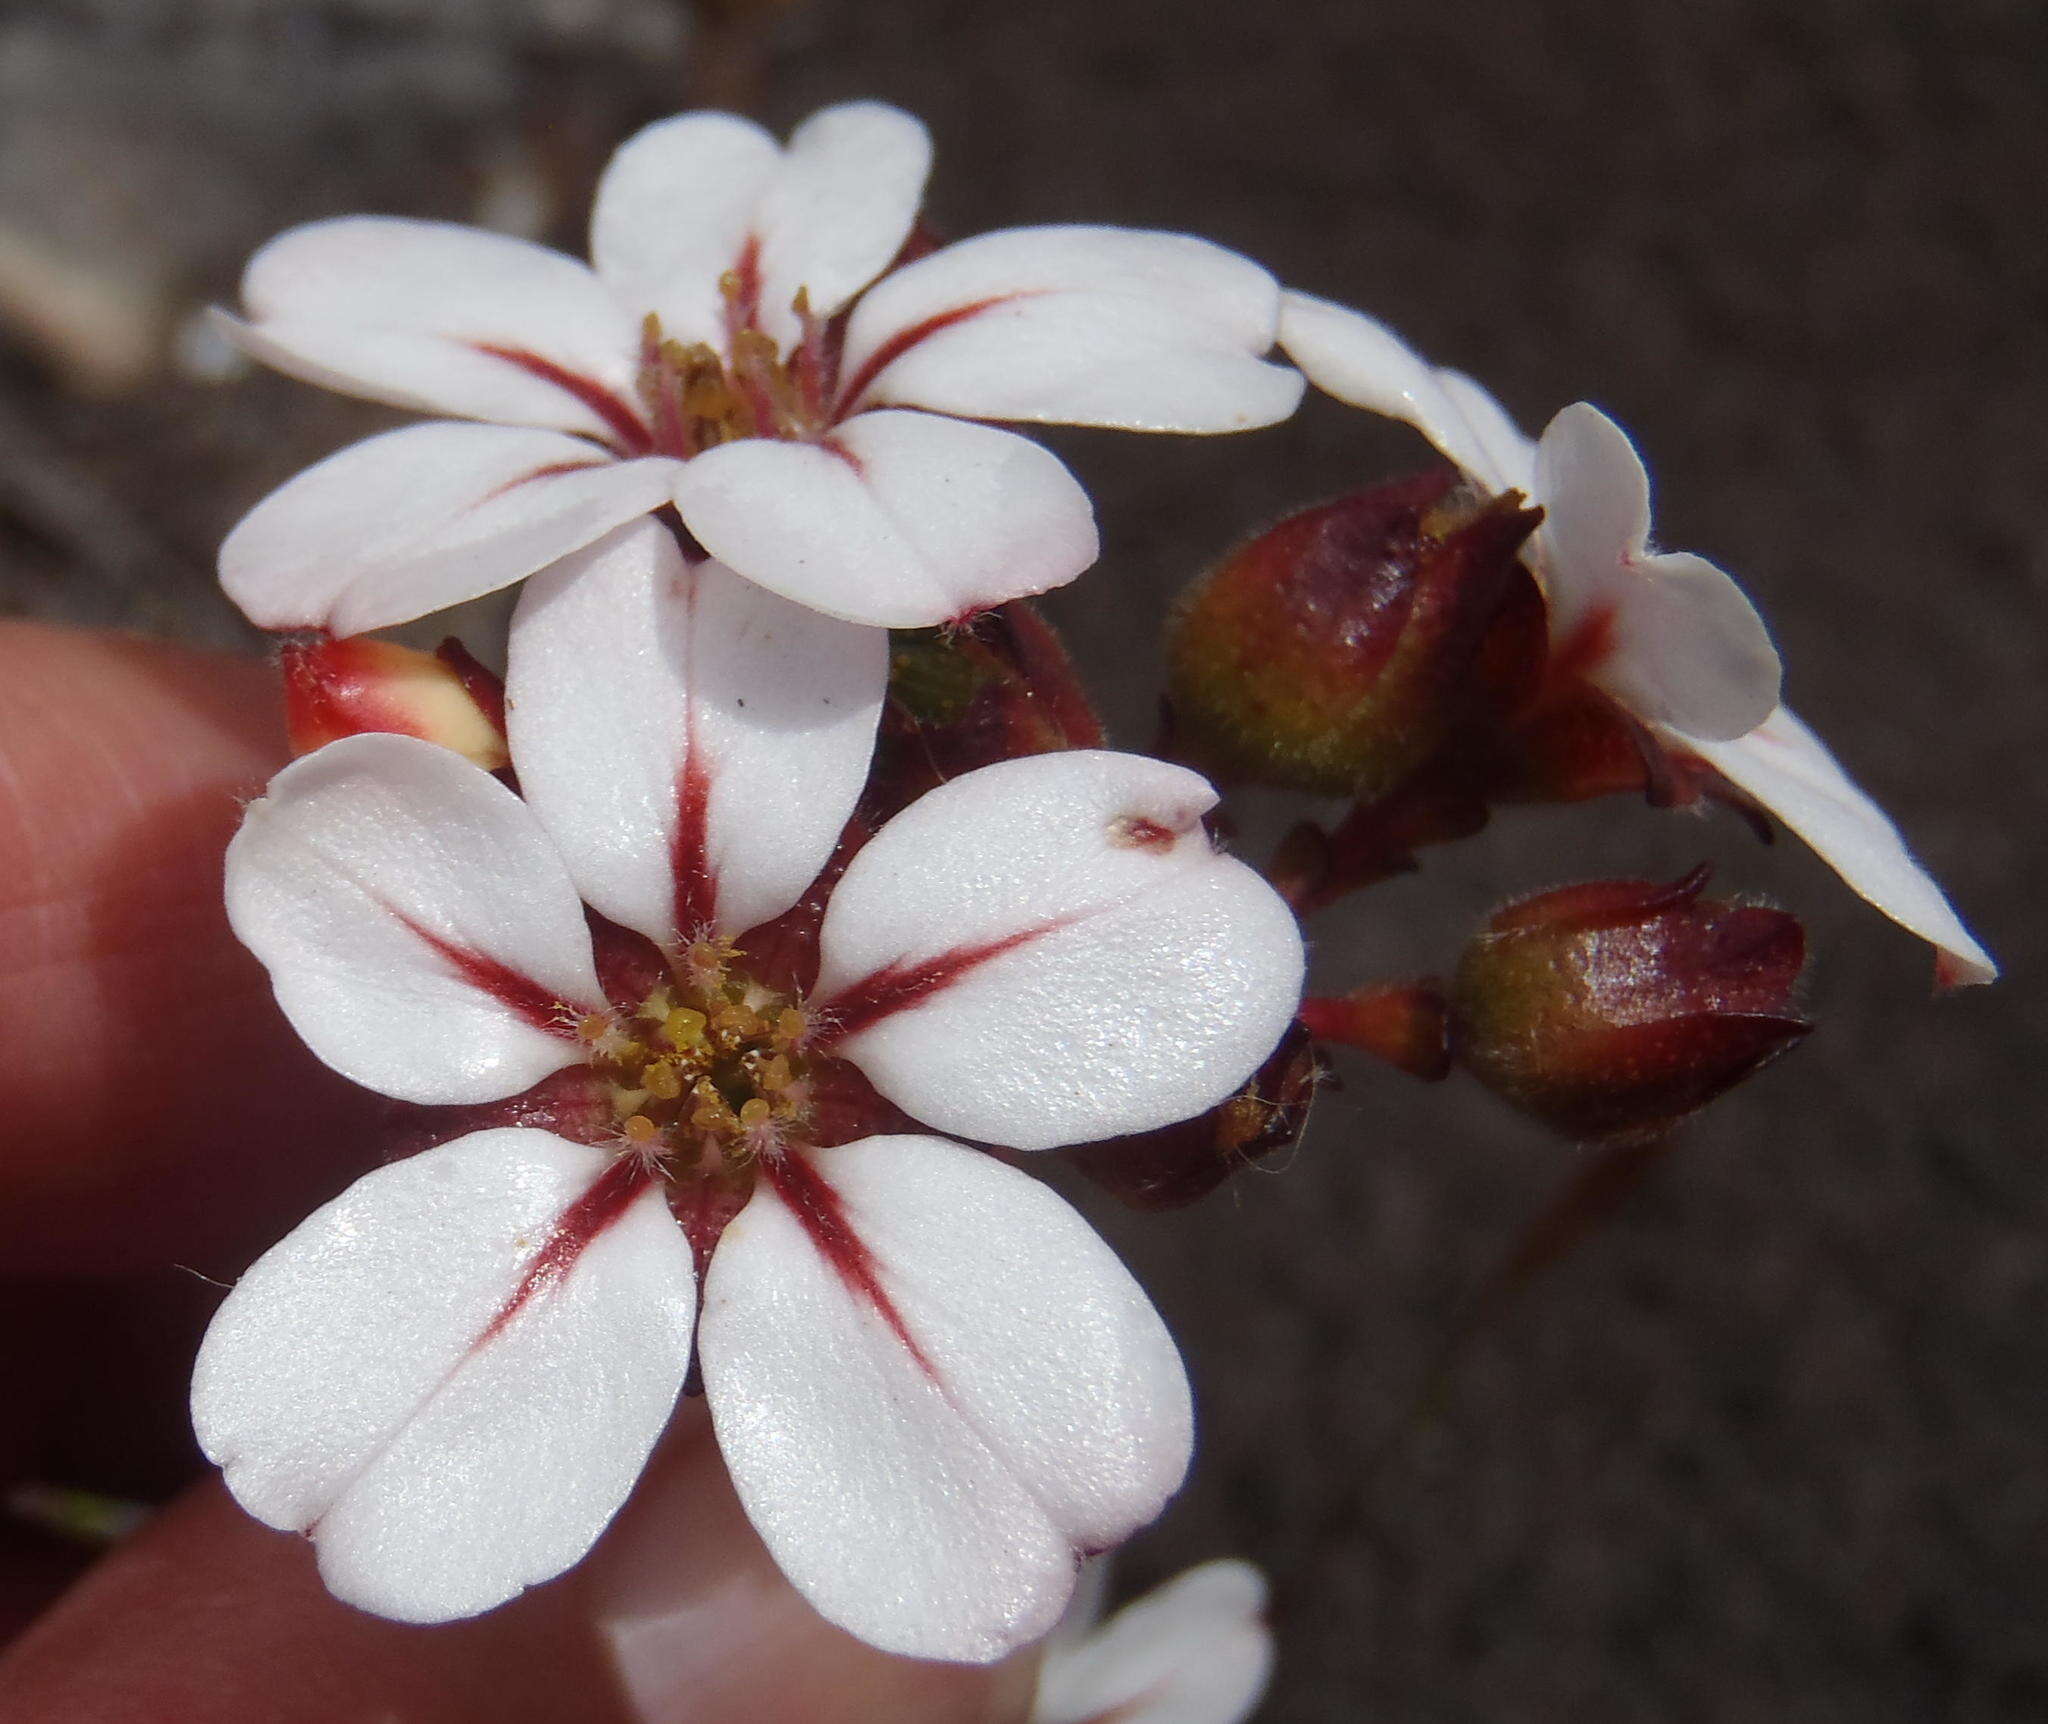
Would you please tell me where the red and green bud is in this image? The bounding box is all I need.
[1065,1022,1322,1210]
[1163,472,1540,800]
[865,600,1103,822]
[281,636,509,771]
[1449,867,1810,1144]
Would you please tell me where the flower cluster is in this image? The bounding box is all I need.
[192,92,1994,1687]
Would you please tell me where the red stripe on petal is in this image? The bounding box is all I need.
[469,343,653,454]
[814,922,1064,1043]
[672,747,717,940]
[385,905,580,1036]
[834,293,1025,414]
[767,1153,935,1380]
[475,1155,653,1349]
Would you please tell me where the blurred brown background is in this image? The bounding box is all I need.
[1,1,2042,1717]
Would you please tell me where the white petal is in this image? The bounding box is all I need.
[1666,707,1996,986]
[840,227,1301,432]
[1529,401,1653,617]
[193,1129,695,1623]
[1436,367,1540,496]
[219,422,681,636]
[225,733,607,1105]
[814,750,1305,1150]
[1277,291,1535,493]
[506,519,886,947]
[699,1134,1191,1663]
[589,111,781,348]
[1599,548,1782,738]
[673,409,1100,627]
[232,218,646,441]
[1032,1560,1274,1724]
[1533,405,1780,739]
[751,101,932,351]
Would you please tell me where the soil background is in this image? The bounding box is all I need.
[1,2,2043,1719]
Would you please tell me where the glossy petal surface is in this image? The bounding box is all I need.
[1669,706,1996,986]
[673,410,1099,627]
[225,734,606,1105]
[700,1135,1192,1663]
[815,751,1305,1150]
[842,227,1300,431]
[232,218,643,440]
[507,520,886,946]
[193,1130,695,1623]
[220,422,680,635]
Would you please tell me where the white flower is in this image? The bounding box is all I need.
[1031,1559,1275,1724]
[1279,292,1994,986]
[193,519,1306,1660]
[218,101,1304,638]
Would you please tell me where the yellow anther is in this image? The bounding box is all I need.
[759,1054,793,1093]
[576,1012,613,1044]
[712,1003,760,1043]
[622,1113,659,1146]
[738,1097,773,1130]
[642,1060,683,1101]
[662,1006,708,1051]
[776,1007,808,1046]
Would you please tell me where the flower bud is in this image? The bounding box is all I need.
[1449,867,1810,1144]
[281,636,509,771]
[1065,1023,1322,1210]
[1164,473,1540,799]
[865,600,1103,822]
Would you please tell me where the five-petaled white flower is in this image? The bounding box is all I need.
[1277,292,1994,986]
[217,101,1304,638]
[194,518,1305,1661]
[1030,1559,1274,1724]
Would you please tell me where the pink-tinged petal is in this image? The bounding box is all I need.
[192,1129,695,1623]
[505,519,886,947]
[1278,291,1535,493]
[751,101,932,351]
[839,227,1301,432]
[589,111,781,348]
[813,750,1305,1150]
[1534,405,1780,739]
[219,422,681,636]
[232,218,646,441]
[673,410,1099,627]
[225,733,608,1105]
[699,1134,1192,1663]
[1031,1559,1273,1724]
[1665,707,1996,986]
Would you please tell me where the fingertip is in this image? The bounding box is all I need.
[0,624,379,1270]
